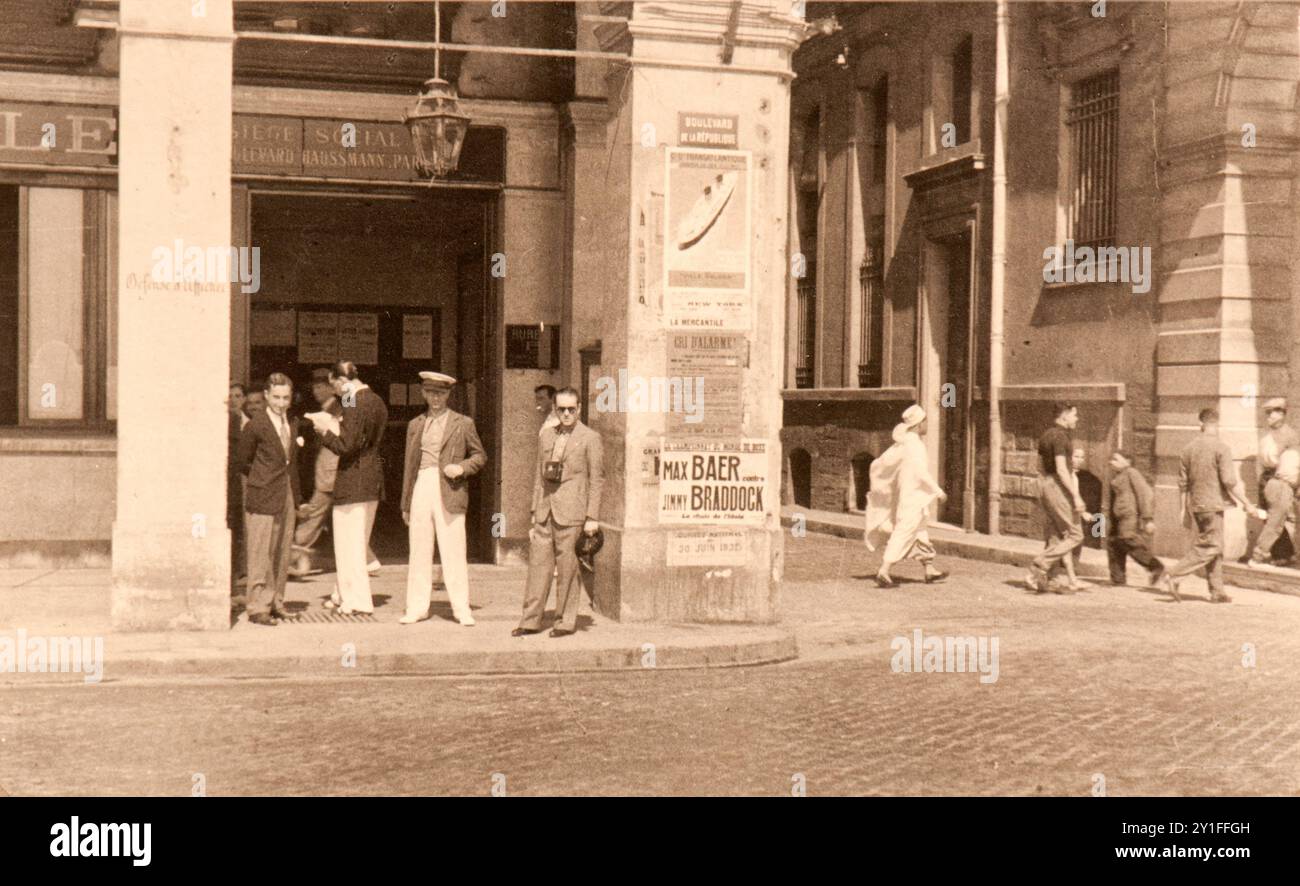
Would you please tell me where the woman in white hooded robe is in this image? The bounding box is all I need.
[864,405,949,587]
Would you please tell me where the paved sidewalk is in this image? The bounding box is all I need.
[0,563,796,683]
[783,505,1300,598]
[6,534,1299,795]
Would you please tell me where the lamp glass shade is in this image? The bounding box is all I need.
[403,77,471,178]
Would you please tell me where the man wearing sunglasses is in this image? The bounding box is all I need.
[513,387,604,638]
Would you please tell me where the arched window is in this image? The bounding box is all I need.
[790,448,812,510]
[851,452,874,512]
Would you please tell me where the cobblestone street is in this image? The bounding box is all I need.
[3,534,1298,796]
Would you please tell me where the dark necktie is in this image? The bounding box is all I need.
[278,416,290,461]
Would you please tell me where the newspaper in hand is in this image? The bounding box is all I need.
[305,411,340,436]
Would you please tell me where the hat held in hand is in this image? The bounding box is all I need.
[575,526,605,573]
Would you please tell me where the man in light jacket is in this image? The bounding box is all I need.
[513,387,604,638]
[400,371,486,625]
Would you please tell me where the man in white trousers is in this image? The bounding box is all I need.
[308,361,388,615]
[400,372,486,625]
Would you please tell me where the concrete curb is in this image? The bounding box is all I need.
[0,629,800,685]
[782,510,1300,598]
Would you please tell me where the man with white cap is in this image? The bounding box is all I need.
[399,371,486,625]
[1249,397,1300,567]
[864,404,949,587]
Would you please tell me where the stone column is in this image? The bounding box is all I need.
[111,0,234,630]
[586,1,804,623]
[1153,3,1299,559]
[561,4,611,386]
[563,99,613,386]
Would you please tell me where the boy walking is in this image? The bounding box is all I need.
[1105,450,1164,587]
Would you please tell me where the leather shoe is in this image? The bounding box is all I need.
[873,573,895,588]
[1210,593,1233,604]
[248,613,277,626]
[511,627,541,637]
[923,570,949,584]
[549,628,575,638]
[270,607,292,620]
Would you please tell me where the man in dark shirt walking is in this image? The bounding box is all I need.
[1163,408,1256,603]
[1029,402,1086,594]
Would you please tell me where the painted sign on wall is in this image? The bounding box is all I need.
[232,115,506,183]
[0,102,117,167]
[677,113,739,149]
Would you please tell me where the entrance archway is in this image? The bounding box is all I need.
[244,189,499,562]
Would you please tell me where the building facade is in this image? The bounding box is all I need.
[784,0,1300,559]
[0,0,804,630]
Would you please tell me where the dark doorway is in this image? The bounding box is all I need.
[1078,469,1103,550]
[938,231,971,526]
[790,448,812,509]
[247,189,497,562]
[851,452,873,512]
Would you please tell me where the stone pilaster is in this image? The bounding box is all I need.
[1153,2,1300,557]
[562,99,613,387]
[586,1,804,623]
[111,0,234,629]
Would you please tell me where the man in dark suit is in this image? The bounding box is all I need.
[227,382,247,583]
[307,361,388,614]
[513,386,604,638]
[399,372,487,625]
[236,373,302,626]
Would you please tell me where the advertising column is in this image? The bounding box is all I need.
[588,1,801,624]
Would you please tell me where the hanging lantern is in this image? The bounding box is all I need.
[403,1,469,179]
[404,76,470,178]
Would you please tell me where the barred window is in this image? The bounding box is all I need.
[858,237,883,388]
[794,104,820,390]
[1066,69,1119,250]
[868,76,888,187]
[950,35,973,146]
[795,265,816,389]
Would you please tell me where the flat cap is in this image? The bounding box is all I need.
[1263,397,1287,412]
[419,371,456,387]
